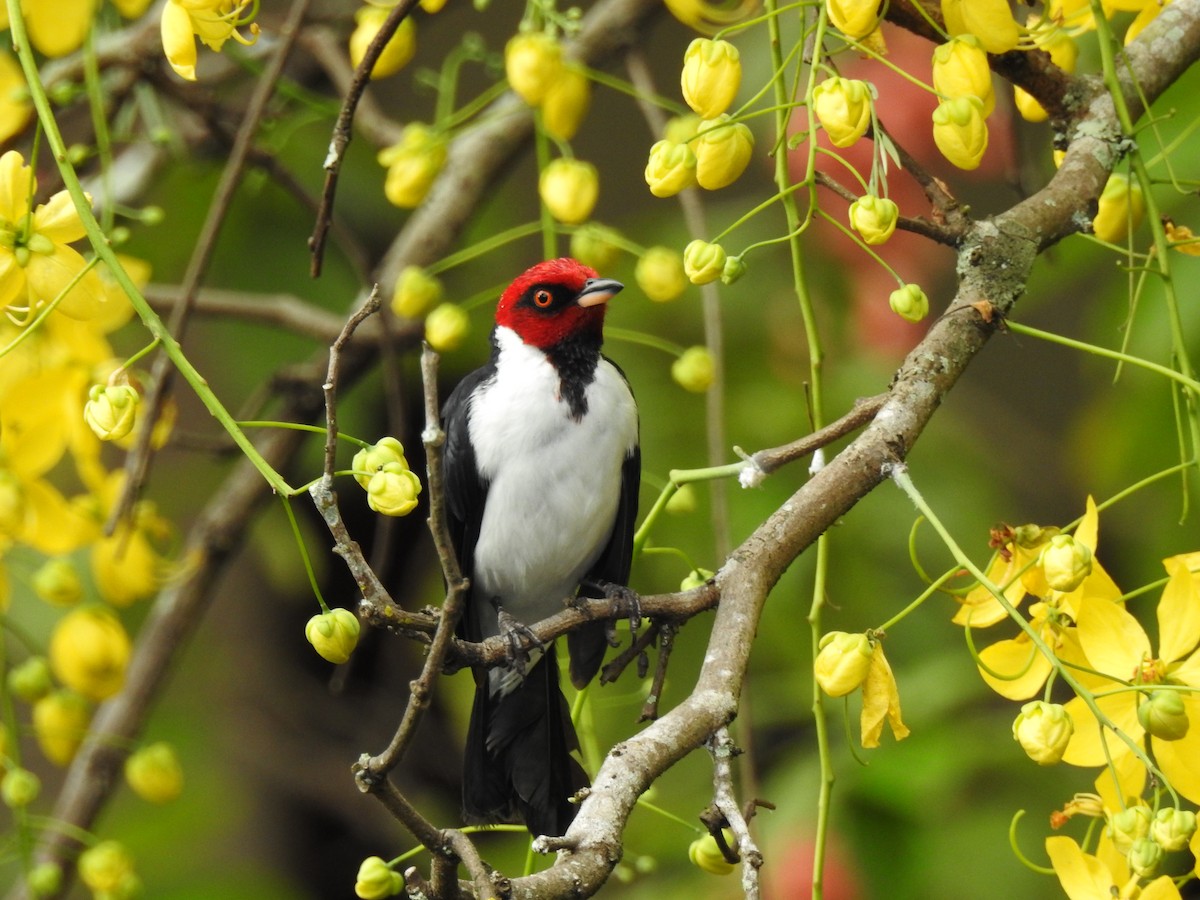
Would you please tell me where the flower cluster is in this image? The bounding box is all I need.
[955,498,1200,892]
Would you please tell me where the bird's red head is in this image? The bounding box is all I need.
[495,258,623,349]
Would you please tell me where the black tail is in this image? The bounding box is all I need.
[462,648,588,837]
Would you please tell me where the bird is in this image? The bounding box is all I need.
[440,257,640,838]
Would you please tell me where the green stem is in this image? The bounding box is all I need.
[279,495,328,612]
[8,3,292,497]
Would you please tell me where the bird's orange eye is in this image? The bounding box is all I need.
[533,289,553,308]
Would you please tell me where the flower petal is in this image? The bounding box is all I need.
[1062,692,1142,767]
[32,191,87,244]
[1092,745,1145,812]
[1045,835,1113,900]
[161,0,199,81]
[1153,693,1200,804]
[953,552,1026,626]
[860,643,909,748]
[0,149,33,222]
[1159,554,1200,664]
[1076,592,1150,679]
[978,634,1052,700]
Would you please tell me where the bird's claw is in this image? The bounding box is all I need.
[496,605,543,674]
[580,580,641,646]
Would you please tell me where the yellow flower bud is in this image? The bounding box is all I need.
[349,6,416,80]
[305,608,361,665]
[424,302,470,352]
[2,768,40,808]
[1038,533,1092,592]
[848,194,899,245]
[932,36,994,117]
[1151,808,1197,852]
[366,463,423,517]
[683,239,726,284]
[814,631,875,697]
[672,346,715,393]
[570,223,623,272]
[78,840,137,896]
[391,266,443,319]
[505,32,563,106]
[932,95,988,170]
[542,63,591,141]
[680,39,742,119]
[1108,805,1152,852]
[1127,838,1163,879]
[666,484,698,515]
[49,606,131,702]
[687,830,736,876]
[889,284,930,323]
[826,0,883,38]
[635,247,688,302]
[351,437,409,491]
[125,741,184,803]
[812,77,874,148]
[644,139,698,198]
[355,856,405,899]
[1012,700,1073,765]
[84,382,140,441]
[33,690,91,766]
[420,0,447,11]
[941,0,1020,53]
[26,862,62,897]
[8,655,53,702]
[1137,690,1189,741]
[1092,172,1144,243]
[539,158,599,225]
[693,115,755,190]
[32,558,83,607]
[378,124,447,209]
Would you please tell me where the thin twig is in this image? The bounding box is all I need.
[746,392,888,478]
[640,621,676,722]
[310,0,422,276]
[324,286,384,477]
[443,830,496,900]
[708,728,764,900]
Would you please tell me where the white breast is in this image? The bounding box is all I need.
[468,327,637,632]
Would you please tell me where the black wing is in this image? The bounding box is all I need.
[441,362,494,643]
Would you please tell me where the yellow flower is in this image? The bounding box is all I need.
[1012,700,1073,764]
[0,150,105,321]
[888,284,929,323]
[0,49,32,145]
[1063,552,1200,804]
[693,115,754,190]
[24,0,98,58]
[569,224,623,272]
[542,63,591,141]
[355,856,405,899]
[680,38,742,119]
[33,689,90,766]
[49,605,131,701]
[663,0,759,34]
[305,607,361,664]
[932,95,988,170]
[1045,835,1181,900]
[391,266,442,319]
[687,830,736,876]
[90,499,172,606]
[814,631,875,697]
[932,36,995,117]
[860,642,909,747]
[671,346,715,393]
[161,0,259,81]
[1040,533,1093,592]
[1164,220,1200,256]
[848,194,899,245]
[682,239,726,284]
[812,77,873,148]
[424,302,469,352]
[635,247,688,302]
[84,381,140,441]
[349,6,416,80]
[351,436,409,490]
[504,32,563,107]
[125,741,184,803]
[1092,173,1145,244]
[539,158,599,225]
[366,462,422,516]
[826,0,882,39]
[941,0,1021,53]
[78,841,137,896]
[378,123,447,209]
[645,139,698,198]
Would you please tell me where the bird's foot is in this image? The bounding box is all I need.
[496,604,544,675]
[582,580,642,646]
